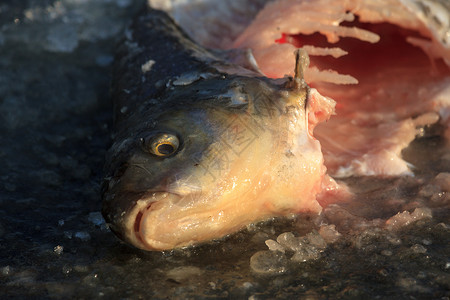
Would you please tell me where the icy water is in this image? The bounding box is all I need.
[1,1,449,299]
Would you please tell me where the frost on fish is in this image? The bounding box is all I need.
[232,0,450,177]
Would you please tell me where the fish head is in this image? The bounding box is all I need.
[102,73,334,250]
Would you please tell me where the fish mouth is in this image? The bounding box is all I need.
[133,199,156,249]
[125,191,184,250]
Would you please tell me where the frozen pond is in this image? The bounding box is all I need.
[1,0,449,299]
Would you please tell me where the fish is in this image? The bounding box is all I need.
[101,7,335,251]
[102,0,450,251]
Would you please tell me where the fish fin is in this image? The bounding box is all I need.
[211,48,265,76]
[283,48,310,90]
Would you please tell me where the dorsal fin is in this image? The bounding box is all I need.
[293,48,310,91]
[283,48,310,108]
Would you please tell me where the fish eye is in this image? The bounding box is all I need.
[145,133,180,157]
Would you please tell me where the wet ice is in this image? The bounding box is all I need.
[1,0,449,299]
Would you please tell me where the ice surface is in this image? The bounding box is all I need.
[0,0,135,53]
[166,266,203,282]
[1,0,449,299]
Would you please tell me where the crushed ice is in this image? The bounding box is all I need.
[250,251,288,275]
[74,231,91,241]
[251,196,438,274]
[1,266,11,276]
[385,207,432,231]
[251,229,336,274]
[88,212,105,227]
[53,245,64,255]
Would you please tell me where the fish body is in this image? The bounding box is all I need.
[102,8,334,250]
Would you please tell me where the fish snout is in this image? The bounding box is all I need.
[103,189,185,250]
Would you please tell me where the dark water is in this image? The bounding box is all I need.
[1,1,449,299]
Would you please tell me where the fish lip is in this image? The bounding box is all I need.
[129,191,182,250]
[133,203,151,248]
